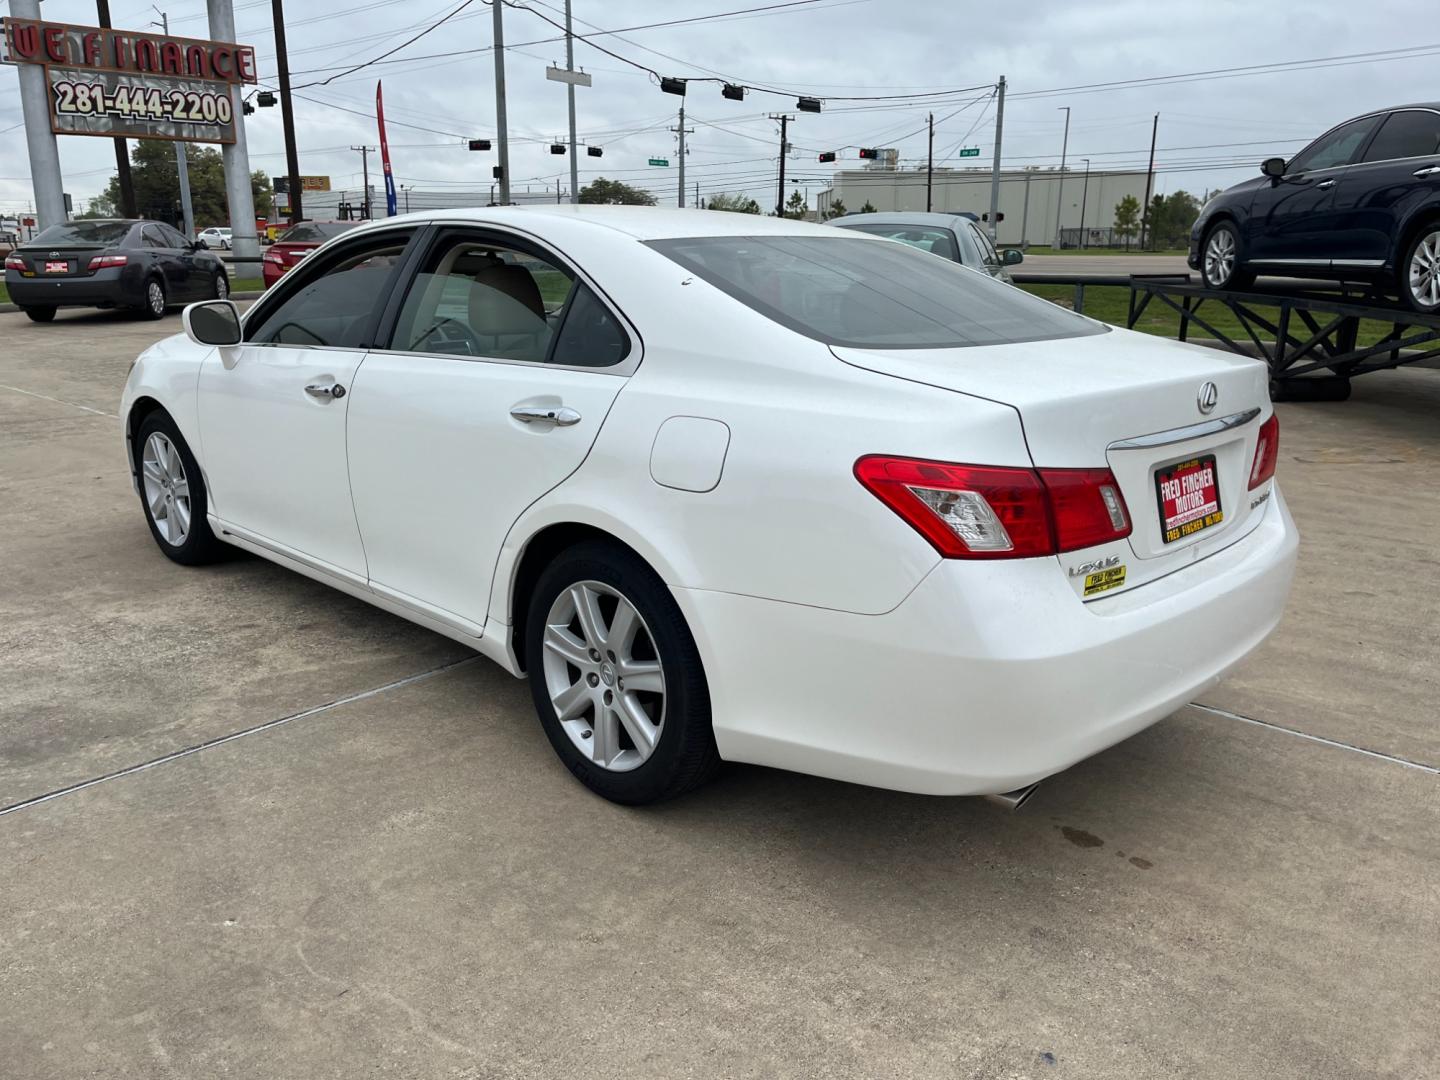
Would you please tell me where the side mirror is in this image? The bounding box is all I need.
[1001,248,1024,266]
[1261,157,1287,178]
[183,299,243,347]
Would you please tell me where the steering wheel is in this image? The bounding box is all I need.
[413,316,481,356]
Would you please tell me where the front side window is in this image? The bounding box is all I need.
[836,222,959,261]
[246,233,413,347]
[159,224,189,248]
[1360,110,1440,163]
[141,226,169,249]
[389,234,629,366]
[1288,115,1382,174]
[650,234,1104,349]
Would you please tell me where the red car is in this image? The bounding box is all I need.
[261,220,359,287]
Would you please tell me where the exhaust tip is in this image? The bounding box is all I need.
[982,782,1041,811]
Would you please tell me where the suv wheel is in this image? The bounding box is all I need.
[1201,221,1254,291]
[1402,226,1440,314]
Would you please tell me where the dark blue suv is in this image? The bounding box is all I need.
[1189,104,1440,313]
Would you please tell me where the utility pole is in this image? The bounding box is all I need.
[492,0,511,204]
[153,11,195,239]
[96,1,137,217]
[1020,171,1031,245]
[926,112,935,212]
[270,0,305,224]
[987,76,1005,242]
[770,113,793,217]
[351,147,375,218]
[1053,106,1070,248]
[563,0,579,205]
[1140,112,1159,250]
[1079,158,1091,248]
[695,181,700,208]
[671,106,693,207]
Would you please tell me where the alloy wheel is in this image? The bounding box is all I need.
[1204,227,1236,286]
[141,432,192,546]
[1408,230,1440,310]
[215,274,229,300]
[147,280,165,316]
[540,580,666,772]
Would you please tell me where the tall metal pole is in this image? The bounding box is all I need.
[562,0,579,205]
[1141,112,1159,250]
[12,0,67,229]
[96,0,137,217]
[155,13,195,238]
[1053,106,1070,248]
[987,75,1005,241]
[271,0,304,223]
[208,0,259,263]
[1079,158,1091,248]
[672,106,693,208]
[926,112,934,212]
[1020,171,1031,245]
[493,0,512,204]
[770,114,792,216]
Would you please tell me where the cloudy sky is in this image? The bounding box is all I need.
[0,0,1431,217]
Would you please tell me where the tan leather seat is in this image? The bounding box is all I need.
[467,263,550,361]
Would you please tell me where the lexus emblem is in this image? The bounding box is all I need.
[1197,381,1219,415]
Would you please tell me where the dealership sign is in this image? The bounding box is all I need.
[1,17,256,144]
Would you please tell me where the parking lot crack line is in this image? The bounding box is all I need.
[0,382,119,419]
[0,656,480,818]
[1190,702,1439,775]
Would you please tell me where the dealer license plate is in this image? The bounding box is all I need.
[1155,454,1223,544]
[45,261,69,274]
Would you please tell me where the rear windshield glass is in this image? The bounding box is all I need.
[279,222,357,243]
[648,235,1103,349]
[29,221,133,246]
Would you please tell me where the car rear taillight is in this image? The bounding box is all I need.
[263,252,284,265]
[1248,414,1279,490]
[854,455,1131,559]
[4,255,25,271]
[87,254,128,270]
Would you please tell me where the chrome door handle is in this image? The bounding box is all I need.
[1316,178,1336,189]
[305,382,346,400]
[510,405,581,426]
[1414,166,1440,177]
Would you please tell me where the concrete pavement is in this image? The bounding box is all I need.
[1,307,1435,1078]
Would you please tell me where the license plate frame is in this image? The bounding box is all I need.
[44,261,69,274]
[1155,453,1223,544]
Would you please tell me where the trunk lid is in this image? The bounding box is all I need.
[832,326,1275,598]
[16,243,105,277]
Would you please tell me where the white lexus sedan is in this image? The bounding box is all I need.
[122,207,1298,806]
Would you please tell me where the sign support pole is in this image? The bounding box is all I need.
[564,0,578,205]
[11,0,67,229]
[207,0,260,264]
[155,13,196,240]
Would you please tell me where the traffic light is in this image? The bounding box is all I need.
[492,166,504,179]
[818,151,836,163]
[661,77,687,96]
[722,83,745,101]
[858,148,878,160]
[256,91,276,107]
[982,211,1005,222]
[550,143,565,155]
[796,96,822,113]
[469,139,491,151]
[587,146,603,158]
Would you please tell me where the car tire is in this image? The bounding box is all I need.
[1400,224,1440,314]
[525,540,720,805]
[1200,220,1255,291]
[22,306,56,323]
[139,277,166,320]
[212,272,229,301]
[133,410,228,565]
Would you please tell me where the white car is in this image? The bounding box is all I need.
[121,207,1298,806]
[197,227,232,250]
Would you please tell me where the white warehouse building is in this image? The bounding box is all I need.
[815,167,1152,248]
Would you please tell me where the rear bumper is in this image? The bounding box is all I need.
[677,487,1298,796]
[5,267,141,309]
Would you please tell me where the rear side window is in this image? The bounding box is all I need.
[648,234,1103,349]
[1361,110,1440,163]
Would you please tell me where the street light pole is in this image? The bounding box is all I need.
[1052,106,1070,249]
[1079,158,1091,249]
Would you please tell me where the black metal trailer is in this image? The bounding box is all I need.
[1124,277,1440,401]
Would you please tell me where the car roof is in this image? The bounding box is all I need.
[833,211,980,227]
[336,205,855,243]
